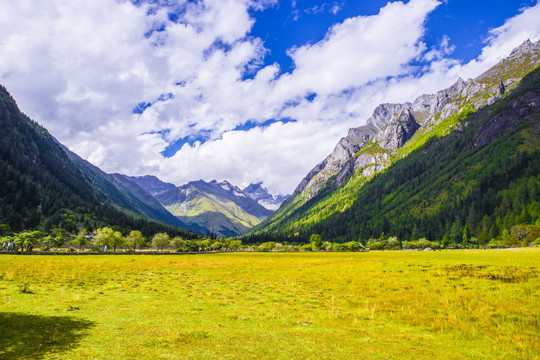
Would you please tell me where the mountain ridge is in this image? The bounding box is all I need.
[155,179,274,237]
[287,39,540,205]
[250,39,540,245]
[0,85,196,237]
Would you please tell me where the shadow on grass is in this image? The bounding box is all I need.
[0,312,95,359]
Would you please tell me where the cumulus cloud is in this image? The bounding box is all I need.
[1,0,539,195]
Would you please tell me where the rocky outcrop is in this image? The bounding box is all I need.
[291,39,540,203]
[243,182,289,211]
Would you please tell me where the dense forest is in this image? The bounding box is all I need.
[246,67,540,247]
[0,85,195,239]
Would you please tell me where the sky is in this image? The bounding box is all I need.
[1,0,540,195]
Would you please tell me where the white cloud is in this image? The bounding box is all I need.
[0,0,539,196]
[274,0,440,99]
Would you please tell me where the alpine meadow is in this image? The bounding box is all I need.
[1,1,540,359]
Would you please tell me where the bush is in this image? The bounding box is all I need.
[258,242,276,252]
[273,243,284,252]
[300,243,313,251]
[343,241,362,251]
[417,238,432,249]
[385,237,401,250]
[323,241,333,251]
[17,282,32,294]
[403,241,418,249]
[332,243,345,251]
[366,241,384,250]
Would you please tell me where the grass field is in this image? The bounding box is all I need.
[0,249,539,359]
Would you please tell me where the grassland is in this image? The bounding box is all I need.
[0,250,539,359]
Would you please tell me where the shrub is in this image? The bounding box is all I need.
[417,238,432,249]
[403,241,418,249]
[300,243,313,251]
[343,241,362,251]
[332,243,344,251]
[385,237,401,250]
[366,241,384,250]
[273,243,284,252]
[17,282,32,294]
[258,242,276,252]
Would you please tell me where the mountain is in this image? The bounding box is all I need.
[242,182,289,211]
[0,85,195,237]
[250,40,540,245]
[123,175,176,197]
[153,179,274,237]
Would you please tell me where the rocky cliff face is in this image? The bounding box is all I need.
[290,39,540,203]
[242,182,289,211]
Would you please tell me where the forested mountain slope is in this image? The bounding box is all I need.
[0,85,195,237]
[249,41,540,246]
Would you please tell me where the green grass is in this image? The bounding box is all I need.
[1,250,539,359]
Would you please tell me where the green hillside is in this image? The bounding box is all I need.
[249,66,540,246]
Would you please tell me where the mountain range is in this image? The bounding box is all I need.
[0,85,287,237]
[1,40,539,246]
[248,39,540,245]
[0,85,196,237]
[124,176,287,237]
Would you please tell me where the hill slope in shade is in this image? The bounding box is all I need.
[0,85,195,237]
[250,40,540,245]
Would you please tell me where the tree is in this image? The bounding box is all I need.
[152,233,170,251]
[51,229,67,248]
[258,241,276,252]
[450,219,461,244]
[42,235,55,251]
[127,230,146,252]
[15,230,42,251]
[441,234,450,248]
[199,239,211,251]
[93,227,115,251]
[309,234,323,250]
[344,241,361,251]
[110,231,125,252]
[519,206,532,224]
[72,229,89,252]
[210,240,223,251]
[0,224,10,236]
[171,236,185,252]
[510,225,531,245]
[385,237,400,250]
[229,240,242,251]
[462,225,470,249]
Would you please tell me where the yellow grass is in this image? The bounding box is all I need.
[0,249,539,359]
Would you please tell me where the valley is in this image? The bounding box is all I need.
[1,250,538,360]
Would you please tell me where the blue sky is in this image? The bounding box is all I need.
[1,0,539,194]
[250,0,537,71]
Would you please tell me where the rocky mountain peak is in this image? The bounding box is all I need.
[367,103,412,130]
[510,39,534,56]
[123,174,176,197]
[289,39,540,203]
[243,182,289,211]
